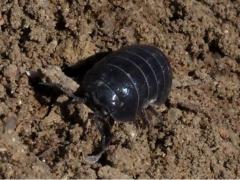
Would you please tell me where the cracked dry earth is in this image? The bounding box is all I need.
[0,0,240,178]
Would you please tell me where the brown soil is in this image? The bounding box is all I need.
[0,0,239,178]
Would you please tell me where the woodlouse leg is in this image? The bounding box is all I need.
[38,82,80,100]
[42,95,58,118]
[95,117,112,149]
[139,108,151,128]
[37,82,85,118]
[145,105,166,131]
[85,114,112,164]
[147,105,163,123]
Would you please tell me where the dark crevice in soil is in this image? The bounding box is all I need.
[23,7,35,20]
[55,10,66,31]
[18,27,31,52]
[188,70,200,80]
[155,130,174,154]
[83,4,92,14]
[1,52,9,59]
[208,39,225,58]
[98,152,113,166]
[169,1,187,21]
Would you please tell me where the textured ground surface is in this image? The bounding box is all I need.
[0,0,239,178]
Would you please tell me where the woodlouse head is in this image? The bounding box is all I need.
[85,80,121,117]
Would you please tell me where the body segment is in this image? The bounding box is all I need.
[82,45,172,121]
[31,44,173,163]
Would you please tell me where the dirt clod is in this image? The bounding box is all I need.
[0,0,239,178]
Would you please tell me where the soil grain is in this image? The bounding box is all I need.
[0,0,239,178]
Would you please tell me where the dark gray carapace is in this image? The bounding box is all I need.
[29,44,173,163]
[81,45,172,121]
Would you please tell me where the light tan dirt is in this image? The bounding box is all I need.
[0,0,239,178]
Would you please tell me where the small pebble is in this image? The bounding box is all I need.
[3,64,19,82]
[18,99,22,106]
[0,14,4,26]
[12,137,16,142]
[5,113,17,133]
[130,130,137,138]
[0,84,5,98]
[224,29,229,34]
[0,147,7,152]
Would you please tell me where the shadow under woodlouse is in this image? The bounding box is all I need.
[28,51,111,124]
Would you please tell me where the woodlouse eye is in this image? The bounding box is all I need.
[90,82,120,115]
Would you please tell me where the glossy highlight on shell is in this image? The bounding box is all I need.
[82,45,172,121]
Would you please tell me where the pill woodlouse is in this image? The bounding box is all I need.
[30,44,172,163]
[81,45,172,121]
